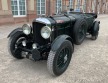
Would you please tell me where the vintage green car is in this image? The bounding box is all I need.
[8,12,100,76]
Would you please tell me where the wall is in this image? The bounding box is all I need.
[27,0,37,21]
[0,0,108,25]
[0,0,14,25]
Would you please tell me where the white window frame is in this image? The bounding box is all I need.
[11,0,27,17]
[77,0,80,9]
[37,0,46,15]
[69,0,73,8]
[83,0,87,12]
[56,0,62,13]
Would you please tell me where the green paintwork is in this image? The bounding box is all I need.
[33,12,97,42]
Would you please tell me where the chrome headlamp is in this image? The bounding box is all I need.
[22,24,31,35]
[41,26,51,39]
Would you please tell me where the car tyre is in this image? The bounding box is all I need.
[91,21,99,40]
[47,40,73,76]
[91,32,99,40]
[73,18,87,45]
[8,32,26,59]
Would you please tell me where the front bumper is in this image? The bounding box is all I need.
[19,42,51,61]
[21,47,41,61]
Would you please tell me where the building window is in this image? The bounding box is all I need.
[56,0,62,13]
[74,0,80,12]
[77,0,80,9]
[92,0,96,13]
[69,0,73,8]
[37,0,46,15]
[83,0,86,12]
[11,0,26,17]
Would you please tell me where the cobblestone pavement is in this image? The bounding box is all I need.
[0,15,108,83]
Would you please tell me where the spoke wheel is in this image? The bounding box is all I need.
[57,48,69,69]
[78,24,86,42]
[73,18,87,45]
[47,40,74,76]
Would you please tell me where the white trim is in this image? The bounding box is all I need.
[17,0,20,16]
[25,0,27,16]
[13,15,27,18]
[37,0,46,15]
[77,0,80,9]
[69,0,73,8]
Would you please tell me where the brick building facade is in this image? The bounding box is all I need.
[0,0,108,25]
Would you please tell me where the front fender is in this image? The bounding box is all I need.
[51,35,74,51]
[7,28,22,38]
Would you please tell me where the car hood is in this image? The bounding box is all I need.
[34,15,76,25]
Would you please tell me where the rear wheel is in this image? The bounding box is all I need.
[91,32,99,40]
[91,21,100,40]
[73,18,87,45]
[8,32,26,59]
[47,40,73,76]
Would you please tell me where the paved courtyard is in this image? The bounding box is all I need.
[0,15,108,83]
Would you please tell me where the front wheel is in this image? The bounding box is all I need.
[8,32,27,59]
[47,40,74,76]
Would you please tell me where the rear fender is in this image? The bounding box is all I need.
[51,35,74,51]
[7,28,22,38]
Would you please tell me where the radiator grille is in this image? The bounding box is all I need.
[33,22,49,45]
